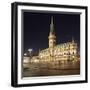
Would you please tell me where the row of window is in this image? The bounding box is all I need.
[40,52,77,58]
[40,50,77,57]
[40,48,77,54]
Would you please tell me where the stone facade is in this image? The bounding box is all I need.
[30,16,79,64]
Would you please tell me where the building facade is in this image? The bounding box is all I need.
[30,16,79,64]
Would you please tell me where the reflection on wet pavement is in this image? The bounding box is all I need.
[22,61,80,77]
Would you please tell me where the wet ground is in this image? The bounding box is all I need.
[22,61,80,77]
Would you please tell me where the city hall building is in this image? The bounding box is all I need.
[30,17,79,64]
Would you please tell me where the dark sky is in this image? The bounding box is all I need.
[23,11,80,54]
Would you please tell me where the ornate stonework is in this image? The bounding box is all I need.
[30,16,79,64]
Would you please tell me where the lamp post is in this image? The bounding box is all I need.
[28,48,33,62]
[28,49,33,55]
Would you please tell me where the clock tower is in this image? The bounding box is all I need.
[48,16,56,48]
[48,16,56,60]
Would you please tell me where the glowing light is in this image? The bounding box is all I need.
[24,53,27,56]
[28,48,33,52]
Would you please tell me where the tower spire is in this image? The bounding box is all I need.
[72,37,74,43]
[48,16,56,48]
[50,16,55,34]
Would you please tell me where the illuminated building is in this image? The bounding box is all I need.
[30,16,79,64]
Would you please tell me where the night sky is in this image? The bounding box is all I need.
[23,11,80,54]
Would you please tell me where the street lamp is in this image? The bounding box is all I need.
[28,48,33,63]
[28,48,33,56]
[28,48,32,52]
